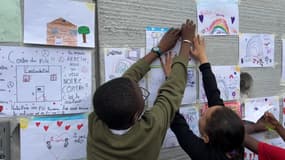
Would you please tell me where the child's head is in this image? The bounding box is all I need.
[199,106,244,156]
[93,77,144,130]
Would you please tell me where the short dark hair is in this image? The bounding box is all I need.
[205,107,245,159]
[93,77,142,129]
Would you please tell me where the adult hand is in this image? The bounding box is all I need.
[190,35,208,64]
[158,28,180,53]
[181,19,196,42]
[159,51,173,78]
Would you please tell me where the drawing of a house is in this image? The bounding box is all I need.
[47,18,77,46]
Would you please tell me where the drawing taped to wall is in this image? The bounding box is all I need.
[104,48,145,81]
[243,96,280,123]
[20,114,88,160]
[162,106,200,148]
[239,34,274,67]
[24,0,95,48]
[146,27,195,66]
[0,46,92,116]
[199,65,240,102]
[148,67,197,106]
[197,0,239,35]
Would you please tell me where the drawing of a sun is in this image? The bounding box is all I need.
[85,3,95,11]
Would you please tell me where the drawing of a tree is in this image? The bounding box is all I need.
[78,26,90,43]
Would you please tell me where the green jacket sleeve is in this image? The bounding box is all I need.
[122,59,150,82]
[152,55,188,130]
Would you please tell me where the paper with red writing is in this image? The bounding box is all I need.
[20,114,88,160]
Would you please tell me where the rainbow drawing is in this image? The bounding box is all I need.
[208,18,230,34]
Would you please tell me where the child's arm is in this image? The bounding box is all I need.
[245,134,285,159]
[170,112,209,159]
[263,112,285,142]
[244,134,259,153]
[191,35,224,107]
[152,19,195,128]
[122,28,181,83]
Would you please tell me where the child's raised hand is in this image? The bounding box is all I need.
[263,112,280,129]
[158,28,180,53]
[190,35,208,64]
[159,51,173,79]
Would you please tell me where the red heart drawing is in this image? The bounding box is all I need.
[57,121,63,127]
[65,125,71,131]
[0,105,3,112]
[44,125,49,132]
[77,123,83,130]
[35,122,41,127]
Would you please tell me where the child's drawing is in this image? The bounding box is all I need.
[104,48,145,81]
[239,34,274,67]
[199,66,240,102]
[0,46,92,116]
[243,96,279,123]
[20,114,88,160]
[148,67,197,107]
[47,18,78,46]
[162,106,200,148]
[197,1,239,35]
[146,27,195,66]
[24,0,95,48]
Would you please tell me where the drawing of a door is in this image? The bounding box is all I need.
[55,36,63,45]
[36,86,45,102]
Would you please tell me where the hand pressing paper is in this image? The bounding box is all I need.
[243,104,273,123]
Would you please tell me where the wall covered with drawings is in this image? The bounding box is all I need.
[0,0,95,160]
[96,0,285,160]
[2,0,285,159]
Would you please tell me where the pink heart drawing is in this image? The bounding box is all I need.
[65,125,71,131]
[57,121,63,127]
[44,125,49,132]
[0,105,3,112]
[35,122,41,127]
[77,123,84,130]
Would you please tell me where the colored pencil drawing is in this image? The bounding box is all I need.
[20,114,88,160]
[197,1,239,35]
[239,34,274,67]
[162,106,200,148]
[104,48,145,81]
[24,0,95,48]
[148,67,197,106]
[199,66,240,102]
[0,46,92,116]
[146,27,195,66]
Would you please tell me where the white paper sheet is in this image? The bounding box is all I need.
[24,0,95,48]
[243,96,280,123]
[20,114,88,160]
[148,67,197,107]
[197,0,239,35]
[104,48,145,81]
[239,34,274,67]
[162,106,200,148]
[0,46,92,116]
[199,65,240,102]
[145,27,195,66]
